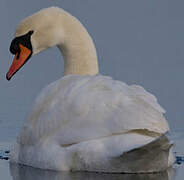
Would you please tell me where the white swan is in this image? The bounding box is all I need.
[7,7,174,173]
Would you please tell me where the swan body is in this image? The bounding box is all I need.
[8,7,174,173]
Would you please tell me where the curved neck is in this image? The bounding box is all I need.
[57,12,99,76]
[15,7,99,76]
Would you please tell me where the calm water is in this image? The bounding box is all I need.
[0,163,179,180]
[0,159,182,180]
[0,131,184,180]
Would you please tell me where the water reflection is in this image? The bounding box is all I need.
[9,163,176,180]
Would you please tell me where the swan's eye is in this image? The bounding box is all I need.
[9,30,34,55]
[10,40,20,55]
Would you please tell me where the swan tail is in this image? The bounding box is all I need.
[110,134,175,173]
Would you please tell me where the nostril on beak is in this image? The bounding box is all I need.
[16,49,21,60]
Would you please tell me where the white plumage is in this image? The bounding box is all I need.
[9,7,174,172]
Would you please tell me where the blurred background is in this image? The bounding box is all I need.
[0,0,183,141]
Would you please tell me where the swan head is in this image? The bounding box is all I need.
[6,7,98,80]
[6,7,66,80]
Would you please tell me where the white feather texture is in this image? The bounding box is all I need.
[10,7,174,172]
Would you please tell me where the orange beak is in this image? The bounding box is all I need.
[6,44,32,80]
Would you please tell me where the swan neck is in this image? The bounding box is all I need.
[58,15,99,76]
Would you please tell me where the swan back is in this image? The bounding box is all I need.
[20,75,169,146]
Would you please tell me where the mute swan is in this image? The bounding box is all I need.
[6,7,174,173]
